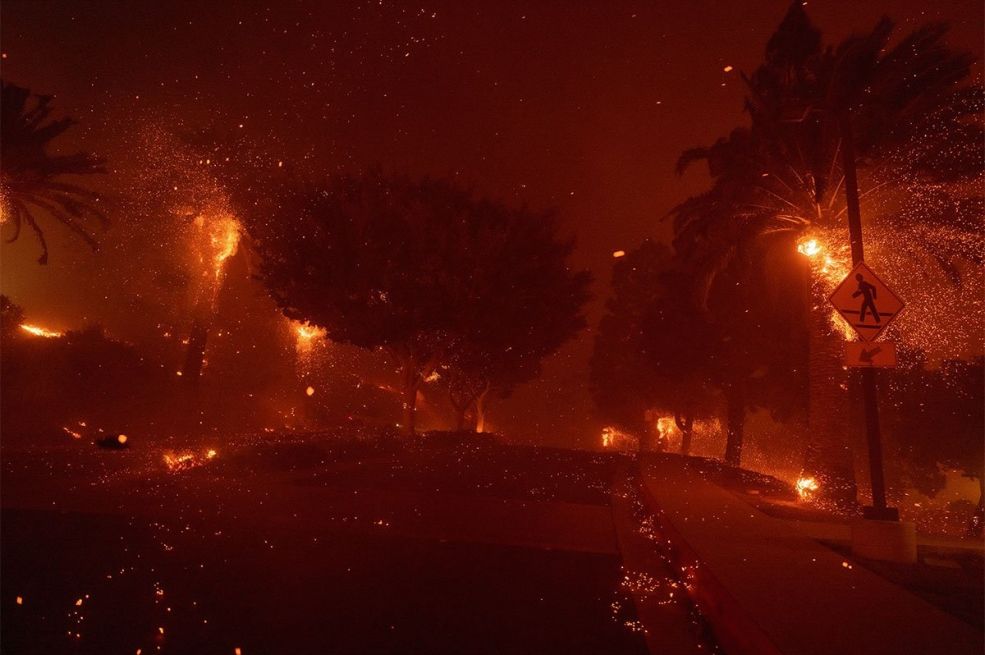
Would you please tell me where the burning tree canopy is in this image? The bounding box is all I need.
[252,169,591,435]
[667,3,983,504]
[672,4,982,307]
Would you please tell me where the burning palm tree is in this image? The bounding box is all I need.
[0,81,106,264]
[672,5,982,505]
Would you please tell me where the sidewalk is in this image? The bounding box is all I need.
[788,518,984,554]
[640,454,982,655]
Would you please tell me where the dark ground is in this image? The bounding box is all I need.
[1,432,653,655]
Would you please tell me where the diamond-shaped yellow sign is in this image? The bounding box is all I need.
[829,262,904,342]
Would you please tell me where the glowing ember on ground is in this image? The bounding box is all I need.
[19,323,63,338]
[62,427,83,439]
[796,476,820,500]
[117,434,128,445]
[163,449,218,473]
[612,250,626,258]
[305,386,315,396]
[601,426,637,450]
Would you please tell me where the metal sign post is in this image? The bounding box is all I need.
[835,112,902,520]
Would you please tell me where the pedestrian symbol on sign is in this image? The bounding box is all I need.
[852,273,880,324]
[829,262,903,341]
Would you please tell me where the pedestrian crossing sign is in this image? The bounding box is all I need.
[829,262,903,342]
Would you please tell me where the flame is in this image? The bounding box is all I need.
[163,448,218,473]
[656,417,679,445]
[295,322,327,341]
[212,221,239,267]
[796,234,854,340]
[188,209,241,305]
[290,320,328,374]
[206,213,240,280]
[796,476,819,500]
[601,426,637,450]
[797,238,821,257]
[19,323,63,338]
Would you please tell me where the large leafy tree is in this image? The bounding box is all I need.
[590,241,720,454]
[671,3,982,502]
[0,81,106,264]
[441,201,590,432]
[254,170,590,435]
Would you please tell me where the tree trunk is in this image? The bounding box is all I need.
[802,281,858,507]
[971,477,985,537]
[639,410,657,452]
[455,406,467,431]
[724,385,744,467]
[448,385,477,432]
[675,412,694,456]
[401,358,419,436]
[181,318,209,383]
[474,384,491,433]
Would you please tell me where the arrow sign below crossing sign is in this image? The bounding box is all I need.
[844,341,897,368]
[829,262,904,342]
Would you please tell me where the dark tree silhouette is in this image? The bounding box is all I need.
[254,170,590,435]
[590,241,719,454]
[1,324,173,442]
[441,201,590,432]
[0,81,106,264]
[670,3,982,498]
[592,235,806,465]
[1,295,25,342]
[883,354,985,532]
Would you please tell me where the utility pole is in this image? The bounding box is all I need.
[838,110,897,521]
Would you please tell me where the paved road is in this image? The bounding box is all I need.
[1,438,657,654]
